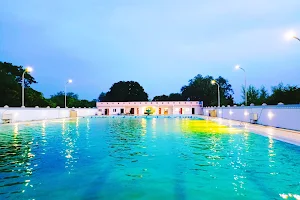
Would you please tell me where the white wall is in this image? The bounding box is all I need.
[0,107,97,124]
[96,105,203,115]
[203,105,300,131]
[173,106,202,115]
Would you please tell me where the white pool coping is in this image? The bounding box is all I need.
[202,115,300,146]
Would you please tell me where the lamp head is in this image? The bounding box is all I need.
[235,65,240,70]
[285,30,297,40]
[68,79,73,83]
[211,80,216,85]
[26,66,33,73]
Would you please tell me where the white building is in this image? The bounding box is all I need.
[96,101,203,116]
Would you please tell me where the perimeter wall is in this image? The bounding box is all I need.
[0,107,97,124]
[203,104,300,131]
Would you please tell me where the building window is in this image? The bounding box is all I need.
[99,109,102,112]
[113,109,117,112]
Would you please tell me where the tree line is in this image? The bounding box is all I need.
[1,61,300,107]
[98,75,300,106]
[0,62,96,107]
[242,84,300,105]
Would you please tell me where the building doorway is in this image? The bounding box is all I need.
[137,108,139,115]
[120,108,124,114]
[159,108,161,115]
[192,108,195,114]
[179,108,183,114]
[164,108,168,115]
[105,109,109,115]
[130,108,134,114]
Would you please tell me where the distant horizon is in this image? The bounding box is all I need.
[1,0,299,102]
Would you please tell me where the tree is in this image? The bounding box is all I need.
[98,92,106,102]
[152,95,169,101]
[49,92,96,108]
[168,93,185,101]
[267,83,300,105]
[241,85,270,105]
[1,61,99,108]
[49,92,79,107]
[181,74,234,106]
[258,86,269,105]
[215,76,234,106]
[0,62,42,107]
[242,85,260,105]
[103,81,148,102]
[25,88,54,107]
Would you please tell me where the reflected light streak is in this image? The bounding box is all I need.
[62,119,66,135]
[76,117,79,128]
[14,124,19,137]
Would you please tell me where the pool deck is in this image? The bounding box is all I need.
[202,115,300,146]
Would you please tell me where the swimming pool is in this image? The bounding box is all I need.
[0,117,299,199]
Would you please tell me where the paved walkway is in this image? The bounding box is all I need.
[202,115,300,146]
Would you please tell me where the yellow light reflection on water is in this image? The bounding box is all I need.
[180,119,243,134]
[14,124,19,137]
[141,118,147,137]
[279,193,300,199]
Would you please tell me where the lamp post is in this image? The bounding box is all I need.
[235,65,247,106]
[285,30,300,42]
[65,79,72,108]
[22,66,33,107]
[211,80,220,107]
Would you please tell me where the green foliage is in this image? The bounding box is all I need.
[168,93,185,101]
[49,92,95,108]
[3,61,300,108]
[98,92,106,102]
[0,61,43,107]
[181,74,234,106]
[145,108,151,115]
[152,95,169,101]
[241,85,260,105]
[267,83,300,105]
[152,93,185,101]
[101,81,148,102]
[144,107,155,115]
[241,83,300,105]
[1,61,95,108]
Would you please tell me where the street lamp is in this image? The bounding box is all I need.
[65,79,72,108]
[211,80,220,107]
[285,30,300,42]
[22,66,33,107]
[235,65,247,106]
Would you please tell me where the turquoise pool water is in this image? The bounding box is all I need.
[0,117,299,200]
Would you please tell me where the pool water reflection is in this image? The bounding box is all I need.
[0,118,299,199]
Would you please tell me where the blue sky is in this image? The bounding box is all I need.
[1,0,300,102]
